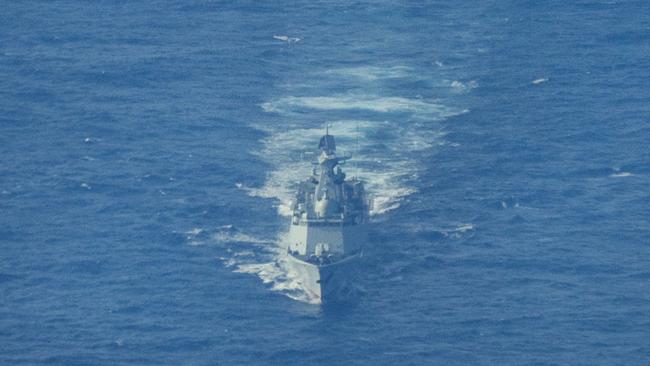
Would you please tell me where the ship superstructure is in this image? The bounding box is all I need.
[286,130,369,303]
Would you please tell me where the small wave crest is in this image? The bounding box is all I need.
[451,80,479,93]
[272,35,301,43]
[182,225,271,247]
[435,223,476,239]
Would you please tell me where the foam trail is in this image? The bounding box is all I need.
[261,95,464,118]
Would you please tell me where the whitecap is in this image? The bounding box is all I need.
[433,223,476,239]
[218,257,238,268]
[182,227,208,246]
[532,78,548,85]
[185,228,203,236]
[455,223,474,232]
[273,35,301,43]
[451,80,478,93]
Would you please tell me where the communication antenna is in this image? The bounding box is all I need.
[355,122,360,179]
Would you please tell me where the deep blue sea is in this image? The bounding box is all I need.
[2,1,649,365]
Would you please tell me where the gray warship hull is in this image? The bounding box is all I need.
[285,252,360,303]
[286,219,366,303]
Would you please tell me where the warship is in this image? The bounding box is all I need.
[285,129,369,303]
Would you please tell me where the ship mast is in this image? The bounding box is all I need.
[314,127,346,218]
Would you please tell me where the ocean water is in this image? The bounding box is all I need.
[2,1,649,365]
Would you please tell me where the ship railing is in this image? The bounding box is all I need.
[297,217,355,226]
